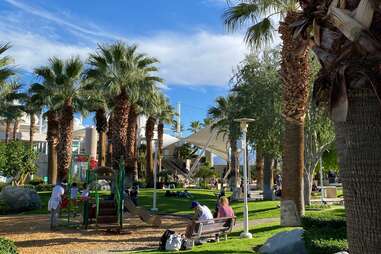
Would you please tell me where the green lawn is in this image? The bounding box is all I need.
[135,222,294,254]
[138,189,280,221]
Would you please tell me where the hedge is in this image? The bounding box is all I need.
[0,238,18,254]
[302,209,348,254]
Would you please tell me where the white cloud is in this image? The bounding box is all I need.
[0,0,249,86]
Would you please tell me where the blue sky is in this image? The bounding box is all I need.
[0,0,249,136]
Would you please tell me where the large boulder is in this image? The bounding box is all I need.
[0,186,41,212]
[259,229,307,254]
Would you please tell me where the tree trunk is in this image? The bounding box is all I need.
[111,94,129,173]
[47,111,59,184]
[5,120,10,144]
[263,154,273,200]
[57,102,74,181]
[145,116,156,187]
[106,113,113,167]
[12,119,19,140]
[335,88,381,253]
[126,105,138,183]
[95,108,107,167]
[279,11,310,227]
[29,113,35,146]
[256,148,264,190]
[303,171,313,206]
[230,139,240,200]
[281,121,305,226]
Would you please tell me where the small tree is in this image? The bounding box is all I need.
[0,141,38,185]
[194,162,216,188]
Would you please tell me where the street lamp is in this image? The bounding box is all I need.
[234,118,255,239]
[151,121,159,212]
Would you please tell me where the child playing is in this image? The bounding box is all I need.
[70,183,79,216]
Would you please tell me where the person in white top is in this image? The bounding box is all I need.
[48,181,66,230]
[185,201,214,238]
[70,183,79,216]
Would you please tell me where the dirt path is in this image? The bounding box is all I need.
[0,214,189,254]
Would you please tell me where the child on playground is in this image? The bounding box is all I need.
[70,183,79,216]
[80,183,90,201]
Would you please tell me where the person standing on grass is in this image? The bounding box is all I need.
[48,180,66,230]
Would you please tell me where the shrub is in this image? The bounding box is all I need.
[302,210,348,254]
[0,198,9,215]
[0,237,18,254]
[0,182,8,192]
[28,176,44,186]
[34,184,53,192]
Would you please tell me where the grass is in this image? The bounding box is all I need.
[135,222,294,254]
[138,189,280,221]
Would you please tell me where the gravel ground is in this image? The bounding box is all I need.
[0,214,189,254]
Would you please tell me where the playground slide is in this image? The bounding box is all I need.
[124,198,162,227]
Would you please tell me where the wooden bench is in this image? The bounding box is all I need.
[189,217,236,242]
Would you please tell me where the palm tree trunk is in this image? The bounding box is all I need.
[47,111,59,184]
[5,119,10,144]
[263,154,273,200]
[126,105,138,182]
[335,88,381,253]
[29,113,35,146]
[112,94,129,173]
[145,116,155,187]
[95,108,107,167]
[57,102,74,181]
[279,11,310,226]
[12,119,19,140]
[256,147,264,190]
[106,113,113,167]
[230,139,240,200]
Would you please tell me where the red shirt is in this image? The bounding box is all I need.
[218,205,235,218]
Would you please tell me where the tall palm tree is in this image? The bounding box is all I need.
[86,42,162,178]
[29,82,59,184]
[224,0,310,225]
[0,43,14,85]
[296,0,381,251]
[189,121,202,134]
[34,56,84,181]
[21,92,42,146]
[208,95,241,200]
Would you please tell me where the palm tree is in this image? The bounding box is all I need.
[295,0,381,251]
[29,82,59,184]
[86,42,162,178]
[208,95,241,200]
[0,43,14,85]
[189,120,202,134]
[21,92,42,146]
[34,56,84,181]
[224,0,310,225]
[157,97,175,173]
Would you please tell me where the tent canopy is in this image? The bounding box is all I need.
[185,125,229,160]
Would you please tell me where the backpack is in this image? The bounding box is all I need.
[159,229,175,250]
[165,234,183,251]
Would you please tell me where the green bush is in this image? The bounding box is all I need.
[28,176,44,186]
[35,184,53,192]
[302,211,348,254]
[0,237,18,254]
[0,182,9,192]
[0,198,9,215]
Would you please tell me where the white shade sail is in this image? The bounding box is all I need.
[185,125,229,160]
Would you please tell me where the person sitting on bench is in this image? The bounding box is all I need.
[185,201,213,238]
[217,197,235,218]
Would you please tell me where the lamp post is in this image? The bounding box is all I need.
[234,118,254,239]
[151,121,159,212]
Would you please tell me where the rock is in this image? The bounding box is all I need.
[259,229,307,254]
[0,186,41,212]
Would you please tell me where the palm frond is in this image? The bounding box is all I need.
[244,17,274,47]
